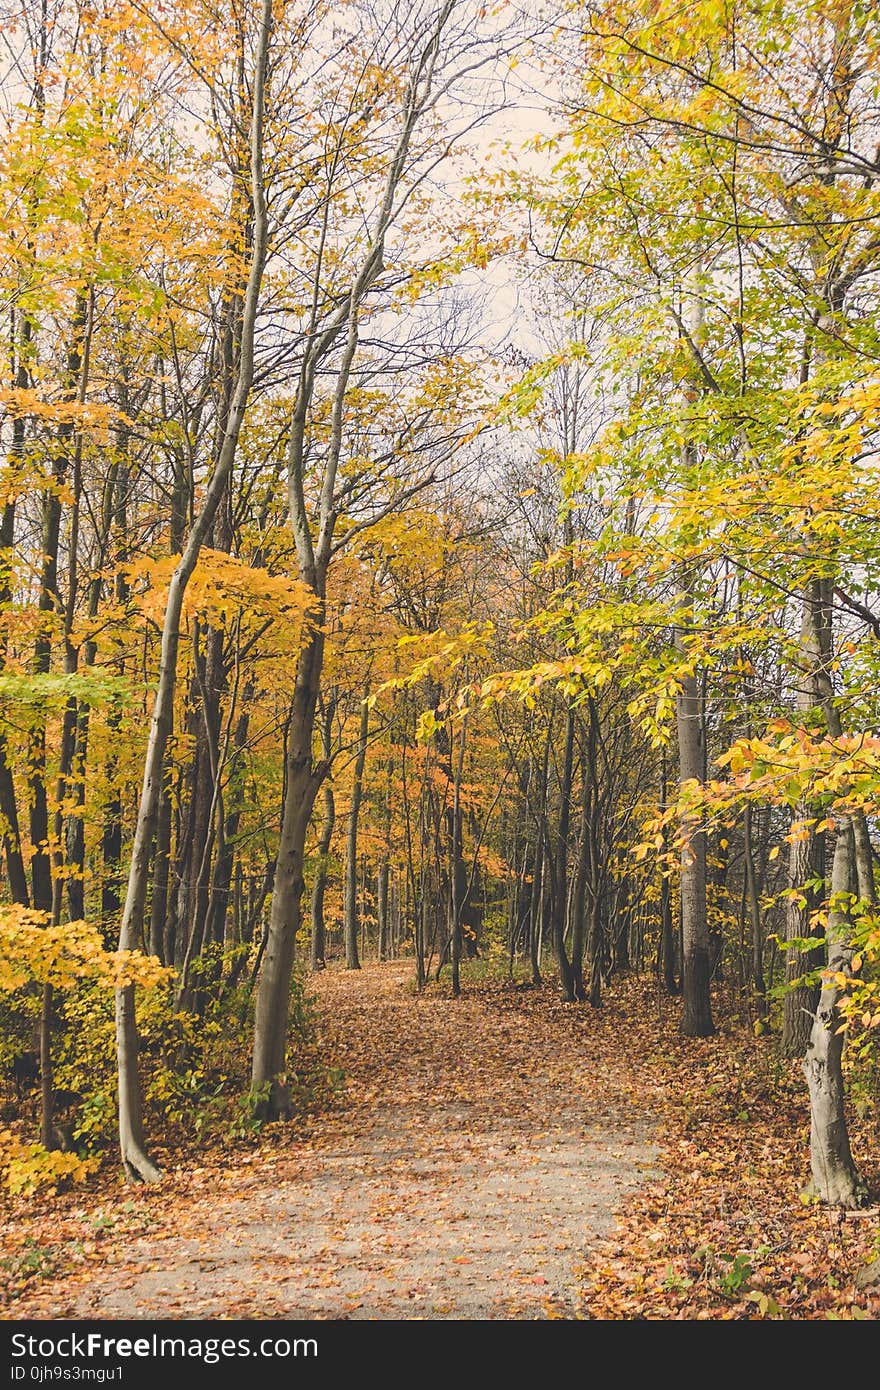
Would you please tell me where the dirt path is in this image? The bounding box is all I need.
[7,964,656,1319]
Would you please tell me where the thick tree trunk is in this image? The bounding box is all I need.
[251,628,325,1115]
[783,818,825,1053]
[804,820,866,1207]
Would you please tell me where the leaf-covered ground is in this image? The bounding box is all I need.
[1,962,878,1319]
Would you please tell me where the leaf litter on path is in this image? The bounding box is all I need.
[2,962,656,1320]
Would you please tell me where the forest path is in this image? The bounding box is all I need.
[11,963,657,1319]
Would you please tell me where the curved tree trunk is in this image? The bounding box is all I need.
[114,0,273,1179]
[250,0,455,1110]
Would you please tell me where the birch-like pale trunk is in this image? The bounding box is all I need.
[783,578,832,1054]
[795,596,873,1201]
[804,819,866,1207]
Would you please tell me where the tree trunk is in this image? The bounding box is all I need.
[0,739,29,906]
[0,313,32,907]
[528,838,544,987]
[310,698,336,971]
[251,627,325,1115]
[743,801,767,1023]
[39,982,53,1150]
[114,0,272,1179]
[571,817,588,1003]
[310,781,334,972]
[29,295,88,915]
[450,715,467,998]
[149,773,173,962]
[676,579,715,1037]
[554,707,577,1002]
[784,578,834,1054]
[804,819,866,1207]
[377,753,394,961]
[344,694,369,970]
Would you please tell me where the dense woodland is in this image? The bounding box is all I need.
[1,0,880,1319]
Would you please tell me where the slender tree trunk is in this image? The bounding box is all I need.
[0,309,31,907]
[114,0,272,1179]
[310,698,336,971]
[570,845,587,999]
[675,568,715,1037]
[0,738,28,905]
[344,694,369,970]
[529,723,553,988]
[251,0,453,1101]
[39,982,53,1149]
[29,294,88,915]
[783,579,836,1054]
[310,780,335,972]
[743,802,767,1023]
[377,753,394,961]
[570,727,591,1003]
[554,707,577,1002]
[149,777,173,962]
[450,715,467,998]
[0,494,28,904]
[528,839,544,987]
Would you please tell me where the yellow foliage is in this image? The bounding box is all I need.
[125,549,317,646]
[0,906,173,993]
[0,1129,98,1196]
